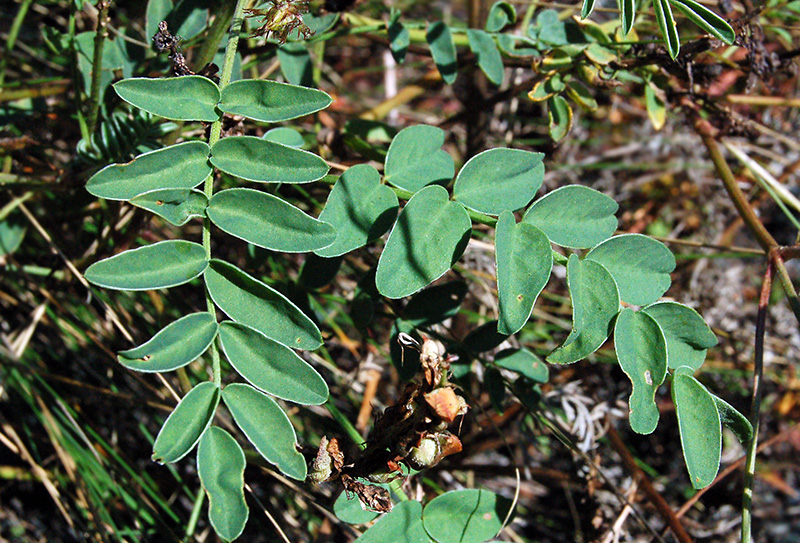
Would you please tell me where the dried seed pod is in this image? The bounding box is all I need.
[424,387,469,423]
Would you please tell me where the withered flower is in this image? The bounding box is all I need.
[245,0,314,44]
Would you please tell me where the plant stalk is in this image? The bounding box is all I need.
[86,0,111,135]
[0,0,35,87]
[203,0,249,388]
[741,262,772,543]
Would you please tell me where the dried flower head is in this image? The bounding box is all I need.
[245,0,314,44]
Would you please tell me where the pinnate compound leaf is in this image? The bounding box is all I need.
[222,383,307,480]
[547,255,620,364]
[86,141,212,201]
[153,381,219,463]
[376,186,471,299]
[712,395,753,443]
[130,188,207,226]
[653,0,680,59]
[523,185,618,249]
[210,136,329,183]
[486,1,517,32]
[422,489,513,543]
[586,234,675,306]
[642,301,717,371]
[454,149,544,215]
[495,211,552,335]
[218,322,328,405]
[119,312,218,372]
[494,348,549,383]
[355,500,428,543]
[197,427,248,542]
[466,29,504,86]
[207,188,336,253]
[427,22,458,85]
[315,164,399,258]
[672,366,721,489]
[614,308,667,434]
[669,0,735,44]
[114,76,220,121]
[85,240,207,291]
[384,125,454,193]
[219,79,331,122]
[205,260,322,350]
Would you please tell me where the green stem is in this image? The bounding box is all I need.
[742,262,772,543]
[203,0,249,388]
[325,401,364,450]
[86,0,111,135]
[0,0,35,87]
[194,0,238,71]
[184,486,206,541]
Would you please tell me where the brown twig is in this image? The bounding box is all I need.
[605,424,694,543]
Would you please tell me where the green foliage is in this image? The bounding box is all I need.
[384,124,454,192]
[210,136,330,183]
[426,22,457,85]
[197,427,248,542]
[114,76,221,121]
[422,490,512,543]
[219,79,331,122]
[153,381,219,464]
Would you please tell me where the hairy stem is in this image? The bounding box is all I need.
[86,0,111,135]
[204,0,249,387]
[742,262,772,543]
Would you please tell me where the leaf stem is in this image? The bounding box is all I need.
[86,0,111,135]
[203,0,249,388]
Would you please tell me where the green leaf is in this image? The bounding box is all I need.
[277,42,314,87]
[204,259,322,350]
[585,234,675,306]
[547,255,620,364]
[494,348,549,383]
[384,125,454,193]
[712,395,753,444]
[207,188,336,253]
[0,219,25,256]
[454,149,544,215]
[642,301,717,371]
[85,240,208,291]
[581,0,597,19]
[402,281,468,326]
[495,211,552,335]
[315,164,399,258]
[263,127,305,148]
[621,0,635,35]
[523,185,618,249]
[222,383,307,480]
[129,188,207,226]
[584,43,617,64]
[333,491,379,525]
[645,83,667,131]
[168,0,209,39]
[528,75,565,102]
[146,0,172,44]
[376,185,471,299]
[464,320,508,353]
[495,34,540,57]
[466,29,504,85]
[614,308,667,434]
[218,322,328,405]
[485,366,507,413]
[152,381,219,463]
[118,312,218,372]
[548,95,573,142]
[672,366,721,489]
[355,500,429,543]
[669,0,735,44]
[114,77,220,122]
[422,489,513,543]
[86,141,212,201]
[388,18,410,64]
[565,79,598,111]
[197,427,248,542]
[427,22,458,85]
[653,0,680,59]
[219,79,331,122]
[486,1,517,32]
[210,136,329,183]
